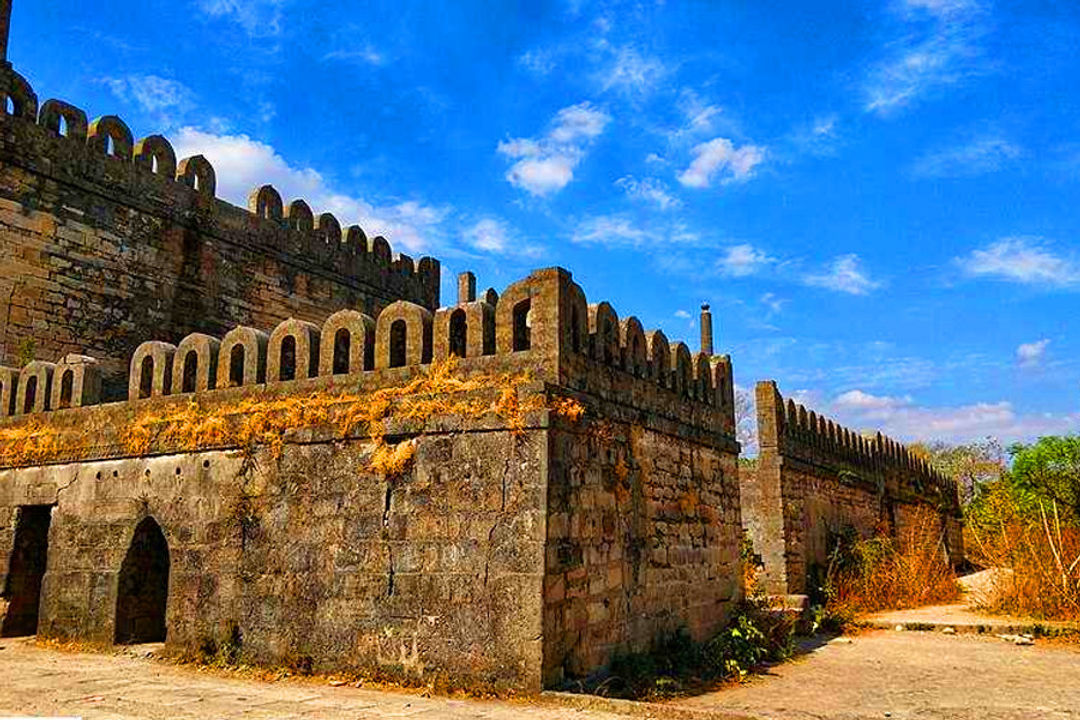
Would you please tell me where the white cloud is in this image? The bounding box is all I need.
[198,0,287,37]
[760,292,785,315]
[678,137,766,188]
[803,254,882,295]
[829,390,1077,445]
[172,127,447,253]
[104,75,195,125]
[912,135,1021,177]
[718,243,774,277]
[518,48,557,75]
[864,0,988,115]
[498,103,610,196]
[1016,339,1050,368]
[571,214,699,248]
[599,47,668,96]
[615,176,680,210]
[958,237,1080,287]
[674,309,692,319]
[323,46,385,66]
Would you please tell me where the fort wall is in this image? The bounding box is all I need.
[0,65,439,400]
[0,266,742,691]
[743,381,963,596]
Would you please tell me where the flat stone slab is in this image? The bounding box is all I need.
[859,603,1080,635]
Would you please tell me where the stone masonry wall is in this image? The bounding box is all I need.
[744,381,963,596]
[0,265,742,691]
[0,65,439,399]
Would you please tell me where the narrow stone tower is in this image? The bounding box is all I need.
[700,303,714,356]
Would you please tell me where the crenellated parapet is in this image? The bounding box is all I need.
[0,65,439,310]
[0,267,736,454]
[755,380,960,513]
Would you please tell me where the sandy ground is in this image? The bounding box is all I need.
[679,629,1080,720]
[3,628,1080,719]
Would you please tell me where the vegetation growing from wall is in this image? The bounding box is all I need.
[0,360,585,471]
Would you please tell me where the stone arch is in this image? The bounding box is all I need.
[2,71,38,120]
[285,199,314,233]
[87,115,133,160]
[588,302,620,367]
[369,236,392,266]
[133,135,177,178]
[267,319,320,382]
[216,326,269,388]
[115,516,170,644]
[50,354,101,410]
[670,342,693,397]
[344,225,367,255]
[248,185,284,222]
[0,366,18,417]
[177,155,216,198]
[171,333,221,394]
[645,330,670,388]
[433,301,495,360]
[128,341,176,401]
[375,301,433,369]
[319,310,375,376]
[38,99,87,141]
[620,317,648,378]
[483,288,499,306]
[16,361,54,415]
[316,213,342,245]
[693,352,713,403]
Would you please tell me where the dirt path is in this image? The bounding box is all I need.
[0,637,627,720]
[679,629,1080,720]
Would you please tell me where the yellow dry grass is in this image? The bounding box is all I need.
[0,359,586,475]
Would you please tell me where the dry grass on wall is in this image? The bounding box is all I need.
[825,507,960,620]
[0,360,585,474]
[965,485,1080,621]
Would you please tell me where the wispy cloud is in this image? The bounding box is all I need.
[958,237,1080,287]
[571,214,700,248]
[864,0,989,115]
[827,388,1076,444]
[322,45,386,66]
[678,137,766,188]
[912,134,1021,177]
[718,244,774,277]
[197,0,287,37]
[498,103,610,197]
[173,127,449,254]
[1016,339,1050,368]
[615,176,681,210]
[104,75,196,126]
[598,46,669,96]
[803,254,882,295]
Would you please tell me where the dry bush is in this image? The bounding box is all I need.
[826,507,960,619]
[965,484,1080,620]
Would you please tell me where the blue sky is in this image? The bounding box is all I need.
[10,0,1080,445]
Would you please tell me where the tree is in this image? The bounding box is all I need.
[735,386,757,456]
[1008,435,1080,523]
[908,438,1005,505]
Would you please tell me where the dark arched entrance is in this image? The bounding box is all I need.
[114,517,169,644]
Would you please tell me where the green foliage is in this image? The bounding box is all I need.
[910,437,1005,505]
[599,604,796,700]
[15,337,35,366]
[1007,435,1080,523]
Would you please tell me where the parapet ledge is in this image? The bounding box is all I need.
[1,267,736,441]
[0,64,439,302]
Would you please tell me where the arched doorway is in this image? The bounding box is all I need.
[114,517,169,644]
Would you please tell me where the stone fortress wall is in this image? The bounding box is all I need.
[741,381,964,597]
[0,63,439,401]
[0,262,743,692]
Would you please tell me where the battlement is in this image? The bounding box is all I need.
[0,64,439,306]
[0,267,736,465]
[755,380,958,506]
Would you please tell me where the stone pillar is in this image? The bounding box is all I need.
[457,271,476,306]
[0,0,11,65]
[699,303,713,356]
